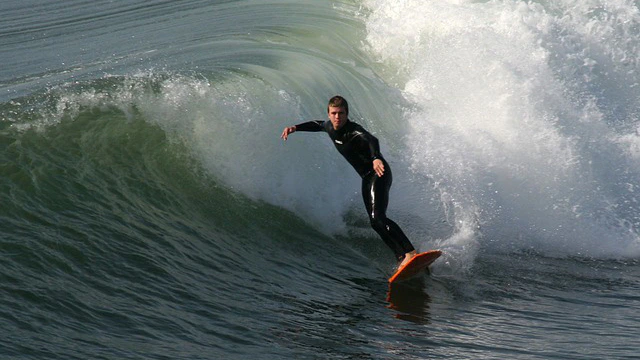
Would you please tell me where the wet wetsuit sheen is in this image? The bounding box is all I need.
[295,120,415,261]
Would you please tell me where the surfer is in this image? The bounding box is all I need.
[280,96,417,267]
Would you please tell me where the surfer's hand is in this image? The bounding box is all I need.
[281,126,296,141]
[373,159,385,177]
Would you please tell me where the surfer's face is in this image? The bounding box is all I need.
[328,106,348,130]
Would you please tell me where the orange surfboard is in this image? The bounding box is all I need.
[388,250,442,283]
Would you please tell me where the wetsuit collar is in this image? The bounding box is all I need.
[333,119,350,132]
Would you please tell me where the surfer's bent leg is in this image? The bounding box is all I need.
[362,168,415,261]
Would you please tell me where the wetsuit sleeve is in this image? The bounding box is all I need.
[366,135,382,161]
[354,125,382,161]
[294,120,325,132]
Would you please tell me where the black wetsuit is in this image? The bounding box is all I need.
[295,120,415,261]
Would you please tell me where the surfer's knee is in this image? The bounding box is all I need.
[369,215,387,234]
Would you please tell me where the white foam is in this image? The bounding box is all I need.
[363,0,640,259]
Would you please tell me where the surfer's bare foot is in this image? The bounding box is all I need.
[399,250,417,267]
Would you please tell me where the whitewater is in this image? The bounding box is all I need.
[2,0,640,359]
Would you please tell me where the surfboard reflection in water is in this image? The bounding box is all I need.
[387,281,432,324]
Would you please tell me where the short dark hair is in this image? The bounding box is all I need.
[328,95,349,115]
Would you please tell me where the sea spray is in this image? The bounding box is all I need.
[363,0,640,259]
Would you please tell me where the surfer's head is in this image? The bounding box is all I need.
[328,95,348,116]
[327,96,349,130]
[327,95,349,130]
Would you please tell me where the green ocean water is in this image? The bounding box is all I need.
[3,0,640,359]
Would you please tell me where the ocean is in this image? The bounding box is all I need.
[2,0,640,358]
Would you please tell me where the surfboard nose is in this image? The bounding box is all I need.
[388,250,442,283]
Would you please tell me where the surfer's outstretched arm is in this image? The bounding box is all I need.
[281,121,325,141]
[280,126,296,141]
